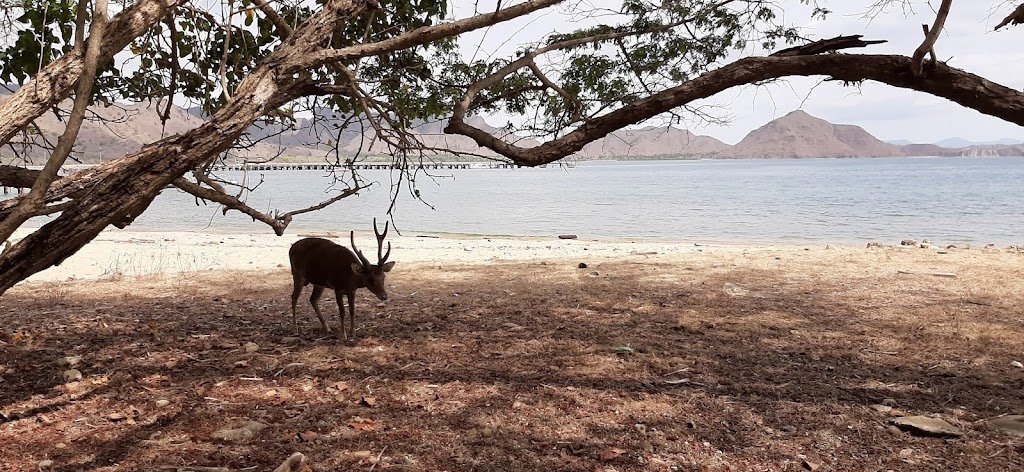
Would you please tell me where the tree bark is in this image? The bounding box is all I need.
[446,53,1024,167]
[0,166,45,188]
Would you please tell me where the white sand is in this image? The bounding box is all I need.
[9,227,811,282]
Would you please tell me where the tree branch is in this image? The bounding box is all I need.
[446,38,1024,167]
[526,59,583,122]
[0,165,45,188]
[911,0,951,77]
[299,0,564,69]
[995,3,1024,30]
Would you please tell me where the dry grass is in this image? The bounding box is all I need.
[1,246,1023,471]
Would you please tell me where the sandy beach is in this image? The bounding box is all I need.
[2,230,1023,470]
[11,227,809,282]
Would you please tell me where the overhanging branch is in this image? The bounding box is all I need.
[446,38,1024,167]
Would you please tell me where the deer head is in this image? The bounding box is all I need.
[350,218,396,300]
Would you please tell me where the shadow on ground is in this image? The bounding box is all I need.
[1,257,1023,471]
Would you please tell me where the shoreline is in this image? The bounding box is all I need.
[10,227,1015,284]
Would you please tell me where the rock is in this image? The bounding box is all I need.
[155,399,170,408]
[802,459,821,471]
[881,398,898,407]
[898,448,914,459]
[62,369,82,383]
[1011,361,1023,369]
[211,420,268,442]
[244,342,260,353]
[107,412,128,422]
[558,234,578,240]
[866,241,884,248]
[886,425,903,436]
[987,415,1024,437]
[38,460,54,469]
[891,416,964,438]
[577,262,588,269]
[780,425,797,433]
[919,242,932,249]
[273,452,309,472]
[900,239,917,246]
[280,336,299,345]
[588,271,600,277]
[58,355,82,367]
[871,404,893,413]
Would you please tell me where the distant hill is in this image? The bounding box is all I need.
[935,137,1024,148]
[724,110,903,158]
[576,126,728,158]
[2,89,1022,162]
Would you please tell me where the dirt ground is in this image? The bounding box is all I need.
[1,245,1023,471]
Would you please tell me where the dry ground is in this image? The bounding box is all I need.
[1,245,1023,471]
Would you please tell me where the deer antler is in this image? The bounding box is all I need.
[374,217,391,264]
[350,230,371,267]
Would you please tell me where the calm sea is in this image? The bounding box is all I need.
[28,157,1024,245]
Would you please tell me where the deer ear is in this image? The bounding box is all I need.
[351,263,363,274]
[382,261,396,272]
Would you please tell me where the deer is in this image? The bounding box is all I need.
[288,218,395,340]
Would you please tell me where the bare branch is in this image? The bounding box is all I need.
[300,0,564,69]
[995,3,1024,30]
[771,35,887,56]
[173,177,362,236]
[911,0,951,77]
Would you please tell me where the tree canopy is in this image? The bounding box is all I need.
[0,0,1022,293]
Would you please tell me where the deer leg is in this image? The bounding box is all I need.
[289,276,304,335]
[334,289,348,340]
[347,292,356,340]
[309,286,330,333]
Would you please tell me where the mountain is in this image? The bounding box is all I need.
[575,126,728,158]
[724,110,904,158]
[3,88,1022,162]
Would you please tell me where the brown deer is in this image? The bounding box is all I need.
[288,218,395,339]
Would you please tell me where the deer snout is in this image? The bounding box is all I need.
[377,292,388,301]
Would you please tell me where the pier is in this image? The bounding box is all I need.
[1,161,561,194]
[206,162,519,171]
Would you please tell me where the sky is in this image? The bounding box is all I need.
[456,1,1024,145]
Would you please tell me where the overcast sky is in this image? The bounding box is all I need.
[457,1,1024,144]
